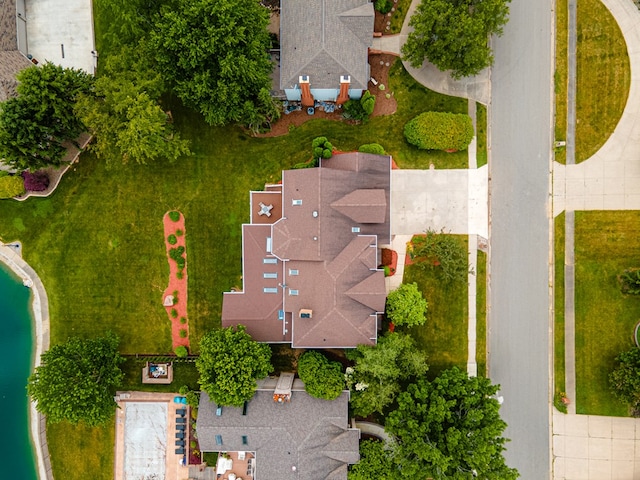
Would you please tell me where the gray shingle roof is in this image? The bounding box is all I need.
[0,0,31,102]
[280,0,373,90]
[197,387,360,480]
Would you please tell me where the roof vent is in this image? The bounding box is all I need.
[299,309,313,319]
[312,211,318,218]
[340,75,351,83]
[313,236,318,241]
[299,75,310,83]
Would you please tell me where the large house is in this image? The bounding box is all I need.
[222,152,391,348]
[197,375,360,480]
[279,0,374,106]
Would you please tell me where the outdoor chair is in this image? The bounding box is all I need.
[175,440,185,446]
[176,432,185,439]
[176,424,186,431]
[176,417,186,424]
[176,408,186,416]
[175,448,185,455]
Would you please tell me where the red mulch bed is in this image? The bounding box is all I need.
[380,248,398,276]
[163,212,190,350]
[188,415,202,465]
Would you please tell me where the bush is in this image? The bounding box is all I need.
[176,229,184,237]
[358,143,386,155]
[186,390,200,407]
[168,234,177,245]
[411,230,470,284]
[375,0,393,14]
[343,91,376,122]
[175,346,188,358]
[169,210,180,222]
[610,348,640,415]
[312,137,334,160]
[619,268,640,295]
[404,112,474,151]
[360,91,375,115]
[178,384,189,394]
[0,175,25,198]
[177,271,184,280]
[298,351,344,400]
[179,328,187,338]
[386,282,428,327]
[171,308,178,318]
[21,170,50,192]
[180,316,187,324]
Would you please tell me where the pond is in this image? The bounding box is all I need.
[0,263,37,479]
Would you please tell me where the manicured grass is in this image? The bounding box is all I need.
[389,0,412,33]
[554,213,566,400]
[554,0,568,165]
[575,0,630,163]
[402,236,469,377]
[476,103,487,168]
[476,250,487,377]
[47,421,114,480]
[574,211,640,416]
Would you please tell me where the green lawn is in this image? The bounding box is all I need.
[574,211,640,416]
[47,421,114,480]
[120,357,200,392]
[402,236,469,377]
[389,0,412,34]
[476,251,487,376]
[554,213,566,403]
[476,103,487,168]
[575,0,630,163]
[554,0,568,164]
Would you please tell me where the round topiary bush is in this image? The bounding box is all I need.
[176,229,184,237]
[169,210,180,222]
[168,234,177,245]
[180,317,187,324]
[171,308,178,318]
[375,0,393,14]
[404,112,474,151]
[179,328,187,338]
[175,346,188,357]
[358,143,386,155]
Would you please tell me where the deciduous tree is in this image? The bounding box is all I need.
[402,0,510,79]
[298,351,344,400]
[345,332,428,416]
[27,333,125,426]
[385,282,428,327]
[385,367,518,479]
[348,440,396,479]
[150,0,278,127]
[197,326,272,407]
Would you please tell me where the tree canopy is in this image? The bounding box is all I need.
[197,325,272,407]
[385,367,518,479]
[27,333,125,426]
[150,0,278,127]
[385,282,428,327]
[348,440,397,479]
[0,63,92,171]
[345,332,428,416]
[610,347,640,415]
[297,351,344,400]
[402,0,510,79]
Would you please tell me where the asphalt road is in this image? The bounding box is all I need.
[488,0,554,478]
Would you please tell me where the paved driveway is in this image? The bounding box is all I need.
[25,0,96,73]
[391,167,488,238]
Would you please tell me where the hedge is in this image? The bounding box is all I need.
[0,175,25,199]
[358,143,386,155]
[404,112,474,151]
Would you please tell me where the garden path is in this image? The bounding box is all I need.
[163,212,189,350]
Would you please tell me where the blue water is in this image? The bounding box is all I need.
[0,264,37,479]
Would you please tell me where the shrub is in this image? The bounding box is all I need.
[360,90,375,115]
[385,282,428,327]
[176,229,184,237]
[171,308,178,318]
[312,137,334,160]
[610,348,640,415]
[186,390,200,407]
[0,171,8,178]
[619,268,640,295]
[404,112,474,151]
[375,0,393,14]
[179,328,187,338]
[168,234,177,245]
[358,143,386,155]
[169,210,180,222]
[298,351,344,400]
[0,175,25,198]
[21,170,50,192]
[177,271,184,280]
[175,346,188,358]
[411,230,470,284]
[180,316,187,324]
[178,384,189,394]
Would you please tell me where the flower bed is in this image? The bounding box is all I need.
[163,211,189,349]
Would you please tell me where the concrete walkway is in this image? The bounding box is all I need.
[354,421,395,445]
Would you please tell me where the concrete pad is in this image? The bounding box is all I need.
[123,403,168,480]
[589,459,612,478]
[564,457,590,480]
[565,436,590,458]
[611,439,635,461]
[611,418,636,440]
[554,455,566,478]
[583,195,604,210]
[611,460,634,480]
[25,0,96,73]
[584,177,604,195]
[564,415,590,437]
[554,412,567,435]
[589,416,613,438]
[554,435,567,457]
[588,437,611,460]
[603,195,626,210]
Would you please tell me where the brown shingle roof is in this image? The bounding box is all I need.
[222,152,391,348]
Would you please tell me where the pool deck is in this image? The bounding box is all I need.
[114,391,191,480]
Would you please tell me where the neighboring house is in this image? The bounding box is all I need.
[279,0,374,106]
[197,375,360,480]
[222,152,391,348]
[0,0,31,102]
